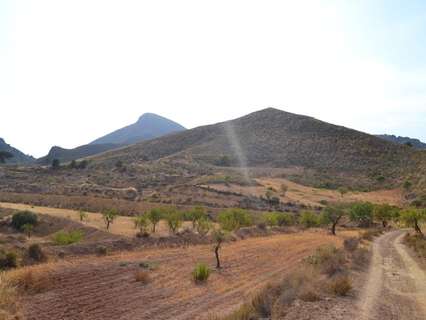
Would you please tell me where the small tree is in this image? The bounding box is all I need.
[165,208,183,234]
[102,209,118,231]
[373,204,397,228]
[400,209,425,236]
[79,210,88,222]
[0,151,13,163]
[188,206,206,229]
[218,208,252,231]
[320,204,347,235]
[338,187,348,198]
[196,217,212,237]
[213,229,226,269]
[11,211,38,230]
[51,158,61,169]
[133,214,150,235]
[349,202,374,227]
[21,223,34,238]
[147,208,163,233]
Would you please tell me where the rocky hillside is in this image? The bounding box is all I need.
[37,143,123,165]
[92,108,422,189]
[0,138,34,164]
[90,113,186,145]
[376,134,426,150]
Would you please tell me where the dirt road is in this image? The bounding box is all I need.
[358,230,426,320]
[19,231,353,320]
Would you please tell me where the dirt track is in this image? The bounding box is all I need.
[358,230,426,320]
[20,231,352,320]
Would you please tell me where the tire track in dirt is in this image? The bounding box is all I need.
[21,231,353,320]
[358,230,426,320]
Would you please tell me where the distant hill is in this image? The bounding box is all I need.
[0,138,34,164]
[93,108,419,189]
[90,113,186,145]
[37,143,123,165]
[376,134,426,150]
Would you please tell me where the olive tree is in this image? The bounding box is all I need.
[400,209,425,236]
[213,229,226,269]
[147,208,163,233]
[102,208,118,231]
[320,204,348,235]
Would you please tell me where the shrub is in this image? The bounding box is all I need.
[192,263,211,283]
[400,209,426,235]
[11,211,38,230]
[186,206,207,228]
[96,245,108,256]
[133,214,151,235]
[351,247,370,269]
[0,251,17,270]
[196,217,212,237]
[330,276,352,296]
[102,208,119,231]
[164,208,183,234]
[79,210,88,222]
[53,230,84,245]
[147,208,163,233]
[218,208,252,231]
[349,202,374,227]
[10,269,49,294]
[276,212,293,226]
[306,245,345,277]
[28,244,47,262]
[135,270,150,284]
[343,237,359,252]
[299,211,320,228]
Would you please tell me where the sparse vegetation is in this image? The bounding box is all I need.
[53,230,84,245]
[147,208,163,233]
[218,208,252,231]
[79,210,88,222]
[133,214,151,236]
[330,276,352,296]
[196,217,212,237]
[164,208,183,234]
[404,233,426,258]
[192,263,210,283]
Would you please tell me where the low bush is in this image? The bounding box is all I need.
[9,269,50,294]
[96,245,108,256]
[11,211,38,230]
[134,270,150,284]
[28,244,47,262]
[0,251,17,270]
[404,234,426,259]
[192,263,210,283]
[218,208,252,231]
[343,237,359,252]
[299,211,320,228]
[53,230,84,245]
[351,247,370,269]
[330,276,352,296]
[305,245,345,276]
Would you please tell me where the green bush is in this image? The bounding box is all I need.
[192,263,211,282]
[11,211,38,230]
[218,208,252,231]
[53,230,84,245]
[0,251,17,270]
[299,211,320,228]
[349,202,374,227]
[164,208,183,234]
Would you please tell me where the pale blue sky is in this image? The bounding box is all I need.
[1,0,425,157]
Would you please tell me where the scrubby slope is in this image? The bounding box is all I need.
[0,138,34,164]
[93,108,420,188]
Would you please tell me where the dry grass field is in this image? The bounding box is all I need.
[204,177,404,207]
[10,229,357,320]
[0,202,193,238]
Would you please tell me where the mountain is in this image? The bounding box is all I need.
[0,138,34,164]
[37,143,123,165]
[92,108,420,189]
[90,113,186,145]
[376,134,426,150]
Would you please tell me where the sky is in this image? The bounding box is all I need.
[1,0,426,157]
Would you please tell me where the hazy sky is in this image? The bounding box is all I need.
[1,0,426,157]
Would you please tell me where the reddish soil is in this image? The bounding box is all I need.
[19,230,355,320]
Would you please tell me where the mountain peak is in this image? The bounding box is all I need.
[90,112,185,145]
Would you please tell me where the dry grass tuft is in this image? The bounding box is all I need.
[0,273,20,320]
[330,276,352,296]
[134,270,150,284]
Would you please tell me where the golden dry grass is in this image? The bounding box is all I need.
[204,177,404,207]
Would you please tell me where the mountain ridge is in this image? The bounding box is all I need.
[0,138,34,164]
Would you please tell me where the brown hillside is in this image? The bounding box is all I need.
[92,108,420,188]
